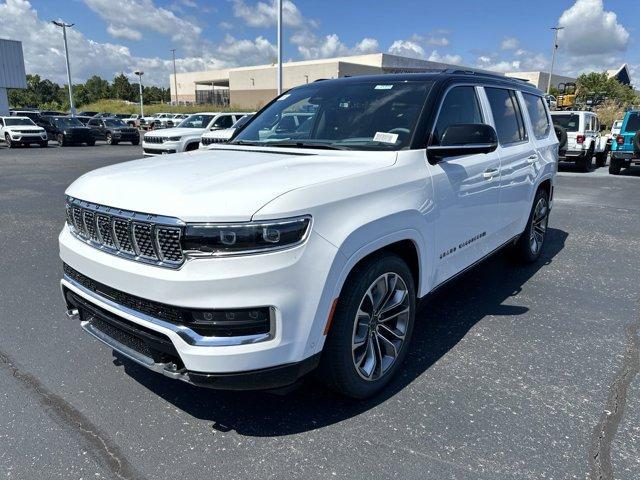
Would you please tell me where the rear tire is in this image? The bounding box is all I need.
[318,253,416,399]
[579,147,593,172]
[87,139,95,146]
[609,158,622,175]
[595,151,607,168]
[512,188,550,264]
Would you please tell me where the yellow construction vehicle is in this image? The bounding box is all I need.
[556,83,577,110]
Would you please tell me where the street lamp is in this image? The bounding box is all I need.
[276,0,282,95]
[171,49,178,105]
[52,20,76,116]
[547,26,564,94]
[134,70,144,118]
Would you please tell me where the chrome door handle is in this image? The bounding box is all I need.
[527,154,538,164]
[483,168,499,179]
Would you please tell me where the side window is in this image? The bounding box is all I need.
[0,119,4,127]
[432,86,483,145]
[522,93,551,139]
[88,119,98,126]
[485,87,528,145]
[214,115,234,128]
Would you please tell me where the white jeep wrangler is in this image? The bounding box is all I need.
[551,111,608,171]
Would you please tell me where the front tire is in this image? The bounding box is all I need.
[56,134,66,147]
[319,253,416,398]
[5,134,15,148]
[39,141,48,148]
[512,188,550,264]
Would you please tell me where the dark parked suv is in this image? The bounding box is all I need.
[87,117,140,145]
[45,116,95,146]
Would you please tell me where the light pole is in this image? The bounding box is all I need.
[171,49,178,105]
[134,70,144,118]
[547,26,564,94]
[52,20,76,116]
[276,0,282,95]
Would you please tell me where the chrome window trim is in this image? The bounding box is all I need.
[61,276,275,347]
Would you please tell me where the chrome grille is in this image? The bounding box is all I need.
[201,136,227,146]
[144,136,164,144]
[66,198,185,268]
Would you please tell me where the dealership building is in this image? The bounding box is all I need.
[170,53,633,109]
[0,39,27,115]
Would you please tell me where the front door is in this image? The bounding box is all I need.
[426,85,502,285]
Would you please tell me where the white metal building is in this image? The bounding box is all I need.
[0,39,27,115]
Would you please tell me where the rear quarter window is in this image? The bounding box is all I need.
[522,93,551,139]
[485,87,528,145]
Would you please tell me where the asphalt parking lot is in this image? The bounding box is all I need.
[0,143,639,480]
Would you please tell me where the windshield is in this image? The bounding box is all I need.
[232,80,433,150]
[104,118,127,127]
[178,114,215,129]
[5,118,36,126]
[552,114,579,132]
[52,117,84,128]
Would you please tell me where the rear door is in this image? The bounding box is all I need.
[427,85,502,284]
[483,87,537,241]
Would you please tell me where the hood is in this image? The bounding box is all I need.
[203,128,235,140]
[66,146,397,222]
[5,125,44,132]
[144,127,204,138]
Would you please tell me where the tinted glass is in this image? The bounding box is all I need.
[232,114,253,128]
[624,113,640,133]
[522,93,551,139]
[213,115,234,128]
[178,114,215,128]
[552,114,579,132]
[52,117,84,128]
[486,88,528,144]
[104,119,126,127]
[433,86,483,144]
[5,118,36,126]
[233,80,433,150]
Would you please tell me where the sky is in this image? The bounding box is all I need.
[0,0,637,87]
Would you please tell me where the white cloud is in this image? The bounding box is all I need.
[557,0,629,56]
[427,36,449,47]
[0,0,275,86]
[83,0,202,53]
[292,33,378,60]
[501,37,519,50]
[427,50,462,65]
[388,39,425,59]
[232,0,306,28]
[106,24,142,41]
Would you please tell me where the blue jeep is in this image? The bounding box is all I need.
[610,110,640,174]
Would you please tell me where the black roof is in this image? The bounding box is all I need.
[305,70,543,95]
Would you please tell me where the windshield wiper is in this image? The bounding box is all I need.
[258,140,349,150]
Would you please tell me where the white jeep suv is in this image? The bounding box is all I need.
[551,110,607,171]
[142,112,243,155]
[60,72,557,398]
[1,116,48,147]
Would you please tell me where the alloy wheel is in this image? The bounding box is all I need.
[529,197,549,255]
[351,272,410,381]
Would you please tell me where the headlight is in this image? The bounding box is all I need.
[183,216,311,256]
[166,136,182,142]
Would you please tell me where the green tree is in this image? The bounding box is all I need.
[84,75,111,102]
[575,72,636,106]
[112,73,134,101]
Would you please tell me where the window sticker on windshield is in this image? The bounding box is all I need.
[374,84,394,90]
[373,132,399,144]
[277,94,291,101]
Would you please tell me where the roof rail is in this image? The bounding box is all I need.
[443,68,531,84]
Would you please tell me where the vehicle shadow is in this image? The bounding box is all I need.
[119,227,568,437]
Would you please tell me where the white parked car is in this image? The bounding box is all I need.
[142,112,243,155]
[0,116,48,148]
[60,72,557,398]
[200,113,254,148]
[550,110,608,170]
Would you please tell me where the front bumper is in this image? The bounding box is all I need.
[142,140,181,155]
[10,133,47,143]
[59,225,339,383]
[114,132,140,141]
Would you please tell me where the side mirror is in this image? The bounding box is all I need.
[427,124,498,162]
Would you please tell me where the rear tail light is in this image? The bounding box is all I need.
[616,135,625,145]
[576,135,585,144]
